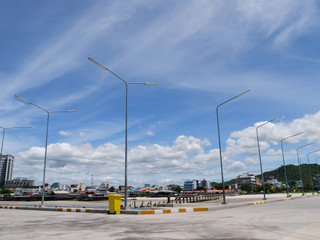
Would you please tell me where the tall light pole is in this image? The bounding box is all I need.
[216,90,250,205]
[88,57,157,210]
[306,149,320,195]
[280,132,303,197]
[15,95,78,206]
[0,126,32,186]
[256,116,283,200]
[296,143,314,196]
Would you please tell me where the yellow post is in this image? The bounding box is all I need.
[108,194,122,214]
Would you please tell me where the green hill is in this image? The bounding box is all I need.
[224,164,320,184]
[256,164,320,182]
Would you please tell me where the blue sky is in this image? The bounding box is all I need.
[1,0,320,187]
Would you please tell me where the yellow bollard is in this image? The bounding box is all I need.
[108,194,122,214]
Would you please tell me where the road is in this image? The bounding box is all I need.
[0,196,319,240]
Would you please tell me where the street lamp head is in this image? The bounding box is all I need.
[144,83,157,86]
[1,126,32,130]
[15,95,32,104]
[291,132,303,138]
[88,57,107,70]
[297,142,315,150]
[50,110,79,114]
[235,90,250,99]
[65,110,78,113]
[270,115,283,123]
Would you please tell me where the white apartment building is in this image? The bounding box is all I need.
[0,154,14,187]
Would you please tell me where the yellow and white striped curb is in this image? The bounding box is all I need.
[0,205,93,213]
[0,205,20,209]
[57,208,92,213]
[140,207,208,215]
[283,198,292,201]
[251,201,266,205]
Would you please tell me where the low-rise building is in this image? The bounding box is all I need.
[4,177,34,188]
[265,176,282,188]
[184,180,198,191]
[236,173,256,189]
[199,179,211,189]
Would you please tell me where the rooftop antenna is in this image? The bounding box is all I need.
[91,173,93,186]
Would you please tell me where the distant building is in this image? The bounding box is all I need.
[265,176,282,188]
[184,180,198,191]
[236,173,256,189]
[0,154,14,187]
[118,185,125,192]
[4,177,34,188]
[145,184,151,188]
[78,183,86,191]
[100,181,110,189]
[199,179,211,189]
[314,174,320,189]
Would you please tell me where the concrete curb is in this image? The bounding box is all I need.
[250,201,267,205]
[0,205,108,214]
[138,207,209,215]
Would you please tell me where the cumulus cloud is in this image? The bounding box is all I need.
[226,161,248,173]
[15,135,214,185]
[59,131,73,136]
[244,157,259,166]
[267,149,282,156]
[224,112,320,158]
[13,111,320,186]
[173,135,211,154]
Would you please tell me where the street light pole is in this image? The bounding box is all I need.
[280,132,303,197]
[296,143,314,196]
[216,90,250,205]
[306,149,320,195]
[256,116,283,200]
[15,95,78,206]
[88,57,156,210]
[0,126,32,185]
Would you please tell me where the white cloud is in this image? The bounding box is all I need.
[14,135,214,185]
[147,131,155,136]
[173,135,211,154]
[13,110,320,185]
[267,149,282,156]
[224,111,320,158]
[79,132,86,137]
[236,0,319,46]
[59,131,73,136]
[226,161,248,173]
[244,157,259,166]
